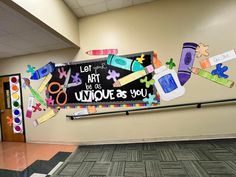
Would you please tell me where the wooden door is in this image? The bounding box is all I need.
[0,75,25,142]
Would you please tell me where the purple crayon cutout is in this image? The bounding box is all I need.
[178,42,198,85]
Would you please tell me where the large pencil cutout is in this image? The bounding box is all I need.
[191,67,234,88]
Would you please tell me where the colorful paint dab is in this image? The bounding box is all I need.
[211,63,229,78]
[9,76,23,133]
[140,76,155,88]
[166,58,176,69]
[196,43,209,58]
[136,54,145,64]
[26,65,36,74]
[143,93,158,106]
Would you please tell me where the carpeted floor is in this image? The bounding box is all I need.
[52,139,236,177]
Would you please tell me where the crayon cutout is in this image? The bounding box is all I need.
[178,42,198,86]
[30,62,55,80]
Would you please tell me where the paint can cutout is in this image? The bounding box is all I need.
[13,101,20,108]
[12,93,19,100]
[13,109,21,117]
[14,117,21,125]
[12,84,19,92]
[14,125,22,132]
[11,77,18,83]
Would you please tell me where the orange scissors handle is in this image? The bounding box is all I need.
[48,82,61,94]
[56,90,68,106]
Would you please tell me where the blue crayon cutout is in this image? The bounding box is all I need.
[140,76,155,88]
[211,63,229,78]
[26,65,36,74]
[166,58,176,69]
[143,93,158,106]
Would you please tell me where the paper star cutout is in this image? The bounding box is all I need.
[196,43,209,58]
[211,63,229,78]
[143,93,158,106]
[6,116,13,127]
[106,70,120,82]
[58,68,67,79]
[136,54,145,64]
[71,73,82,84]
[32,103,42,112]
[140,76,155,88]
[26,65,36,74]
[166,58,176,69]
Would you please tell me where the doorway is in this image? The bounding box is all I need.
[0,74,25,142]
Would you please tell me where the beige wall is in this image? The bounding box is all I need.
[11,0,80,46]
[1,0,236,144]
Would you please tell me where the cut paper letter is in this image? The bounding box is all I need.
[200,49,236,69]
[86,49,118,55]
[31,62,55,80]
[177,42,198,86]
[191,67,234,88]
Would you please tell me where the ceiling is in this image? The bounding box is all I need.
[0,1,73,59]
[64,0,157,18]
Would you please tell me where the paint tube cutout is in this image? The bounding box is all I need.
[200,49,236,69]
[178,42,198,85]
[190,67,234,88]
[33,108,59,127]
[30,62,55,80]
[26,96,34,118]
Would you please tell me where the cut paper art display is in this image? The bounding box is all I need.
[6,116,13,127]
[136,54,145,64]
[196,43,209,58]
[37,73,52,93]
[191,67,234,88]
[140,76,155,88]
[86,49,118,56]
[26,96,34,118]
[200,49,236,69]
[177,42,198,86]
[33,108,59,127]
[26,65,36,75]
[9,76,23,133]
[143,94,158,106]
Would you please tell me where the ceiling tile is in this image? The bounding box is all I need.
[73,7,86,17]
[83,2,107,15]
[64,0,80,9]
[76,0,105,7]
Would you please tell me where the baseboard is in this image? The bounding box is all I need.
[26,133,236,146]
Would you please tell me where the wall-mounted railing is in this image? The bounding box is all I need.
[66,98,236,120]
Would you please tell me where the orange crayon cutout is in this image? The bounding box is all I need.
[153,52,162,68]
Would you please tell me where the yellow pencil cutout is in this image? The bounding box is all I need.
[191,67,234,88]
[37,73,52,93]
[33,108,59,127]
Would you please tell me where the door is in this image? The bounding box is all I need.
[0,75,25,142]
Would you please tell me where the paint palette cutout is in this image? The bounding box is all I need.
[9,76,23,134]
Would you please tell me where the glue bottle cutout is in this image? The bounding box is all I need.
[107,54,144,72]
[178,42,198,86]
[153,55,185,101]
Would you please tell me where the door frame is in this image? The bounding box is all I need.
[0,73,26,142]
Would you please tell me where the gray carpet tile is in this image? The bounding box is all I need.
[199,161,236,175]
[182,161,210,177]
[89,162,111,176]
[73,162,94,177]
[107,162,125,176]
[52,139,236,177]
[124,162,146,177]
[58,163,81,176]
[145,160,162,177]
[160,149,177,161]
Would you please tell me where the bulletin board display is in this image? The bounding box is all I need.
[47,51,156,106]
